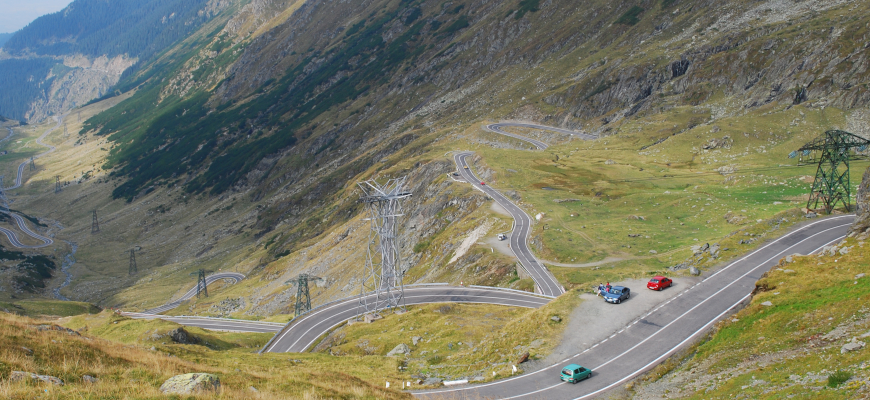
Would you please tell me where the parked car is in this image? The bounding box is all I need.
[647,276,673,291]
[603,286,630,304]
[560,363,592,383]
[497,233,507,240]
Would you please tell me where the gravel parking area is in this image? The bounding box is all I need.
[524,276,701,372]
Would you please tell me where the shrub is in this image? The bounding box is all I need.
[616,6,645,26]
[828,370,852,387]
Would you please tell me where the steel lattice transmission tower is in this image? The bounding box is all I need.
[91,210,100,233]
[285,273,322,317]
[790,129,870,214]
[357,176,412,315]
[191,269,212,298]
[128,249,137,275]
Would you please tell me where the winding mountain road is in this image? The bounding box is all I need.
[0,116,63,248]
[484,122,597,149]
[455,151,564,297]
[414,215,852,399]
[139,272,247,314]
[14,117,850,399]
[261,285,554,353]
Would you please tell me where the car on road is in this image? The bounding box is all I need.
[603,286,630,304]
[647,276,673,291]
[560,364,591,383]
[464,166,468,169]
[481,182,486,185]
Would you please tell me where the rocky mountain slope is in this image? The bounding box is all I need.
[0,0,867,317]
[0,0,230,122]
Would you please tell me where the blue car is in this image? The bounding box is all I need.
[560,363,592,383]
[603,286,630,304]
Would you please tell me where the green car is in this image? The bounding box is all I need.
[560,363,592,383]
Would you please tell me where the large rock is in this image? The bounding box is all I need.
[168,327,199,344]
[10,371,64,386]
[386,343,410,357]
[853,166,870,234]
[841,338,866,354]
[159,373,220,394]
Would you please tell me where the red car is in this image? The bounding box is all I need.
[481,182,486,185]
[647,276,672,291]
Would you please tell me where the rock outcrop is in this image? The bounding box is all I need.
[159,373,220,394]
[9,371,64,386]
[851,166,870,234]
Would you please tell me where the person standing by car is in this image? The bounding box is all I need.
[605,282,612,293]
[597,283,605,296]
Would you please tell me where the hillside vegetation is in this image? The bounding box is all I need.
[0,0,867,371]
[634,231,870,398]
[0,310,411,399]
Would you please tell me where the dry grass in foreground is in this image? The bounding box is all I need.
[0,311,412,399]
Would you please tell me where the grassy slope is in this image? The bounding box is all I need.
[316,291,583,383]
[0,299,100,318]
[633,234,870,398]
[0,310,412,399]
[468,101,863,289]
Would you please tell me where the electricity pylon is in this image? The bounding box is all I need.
[285,273,322,317]
[128,249,137,275]
[29,157,35,171]
[790,129,870,214]
[191,269,213,298]
[91,210,100,233]
[357,176,411,315]
[55,176,61,193]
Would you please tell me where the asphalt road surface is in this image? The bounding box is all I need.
[454,152,564,297]
[140,272,246,314]
[484,122,596,150]
[262,285,554,353]
[414,214,853,399]
[122,312,284,333]
[0,115,63,249]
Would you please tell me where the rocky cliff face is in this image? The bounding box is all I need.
[24,55,136,122]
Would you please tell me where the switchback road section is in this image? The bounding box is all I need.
[414,215,853,399]
[261,285,554,353]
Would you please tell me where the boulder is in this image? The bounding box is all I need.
[168,327,199,344]
[412,336,422,345]
[517,351,530,364]
[761,301,773,307]
[82,375,98,384]
[841,339,865,354]
[386,343,410,357]
[10,371,64,386]
[550,316,561,322]
[850,166,870,234]
[689,267,701,276]
[159,373,220,395]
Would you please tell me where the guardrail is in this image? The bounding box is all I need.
[258,283,558,354]
[467,285,557,299]
[123,312,285,326]
[258,283,456,354]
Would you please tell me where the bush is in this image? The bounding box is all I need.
[413,240,431,253]
[616,6,645,26]
[828,370,852,387]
